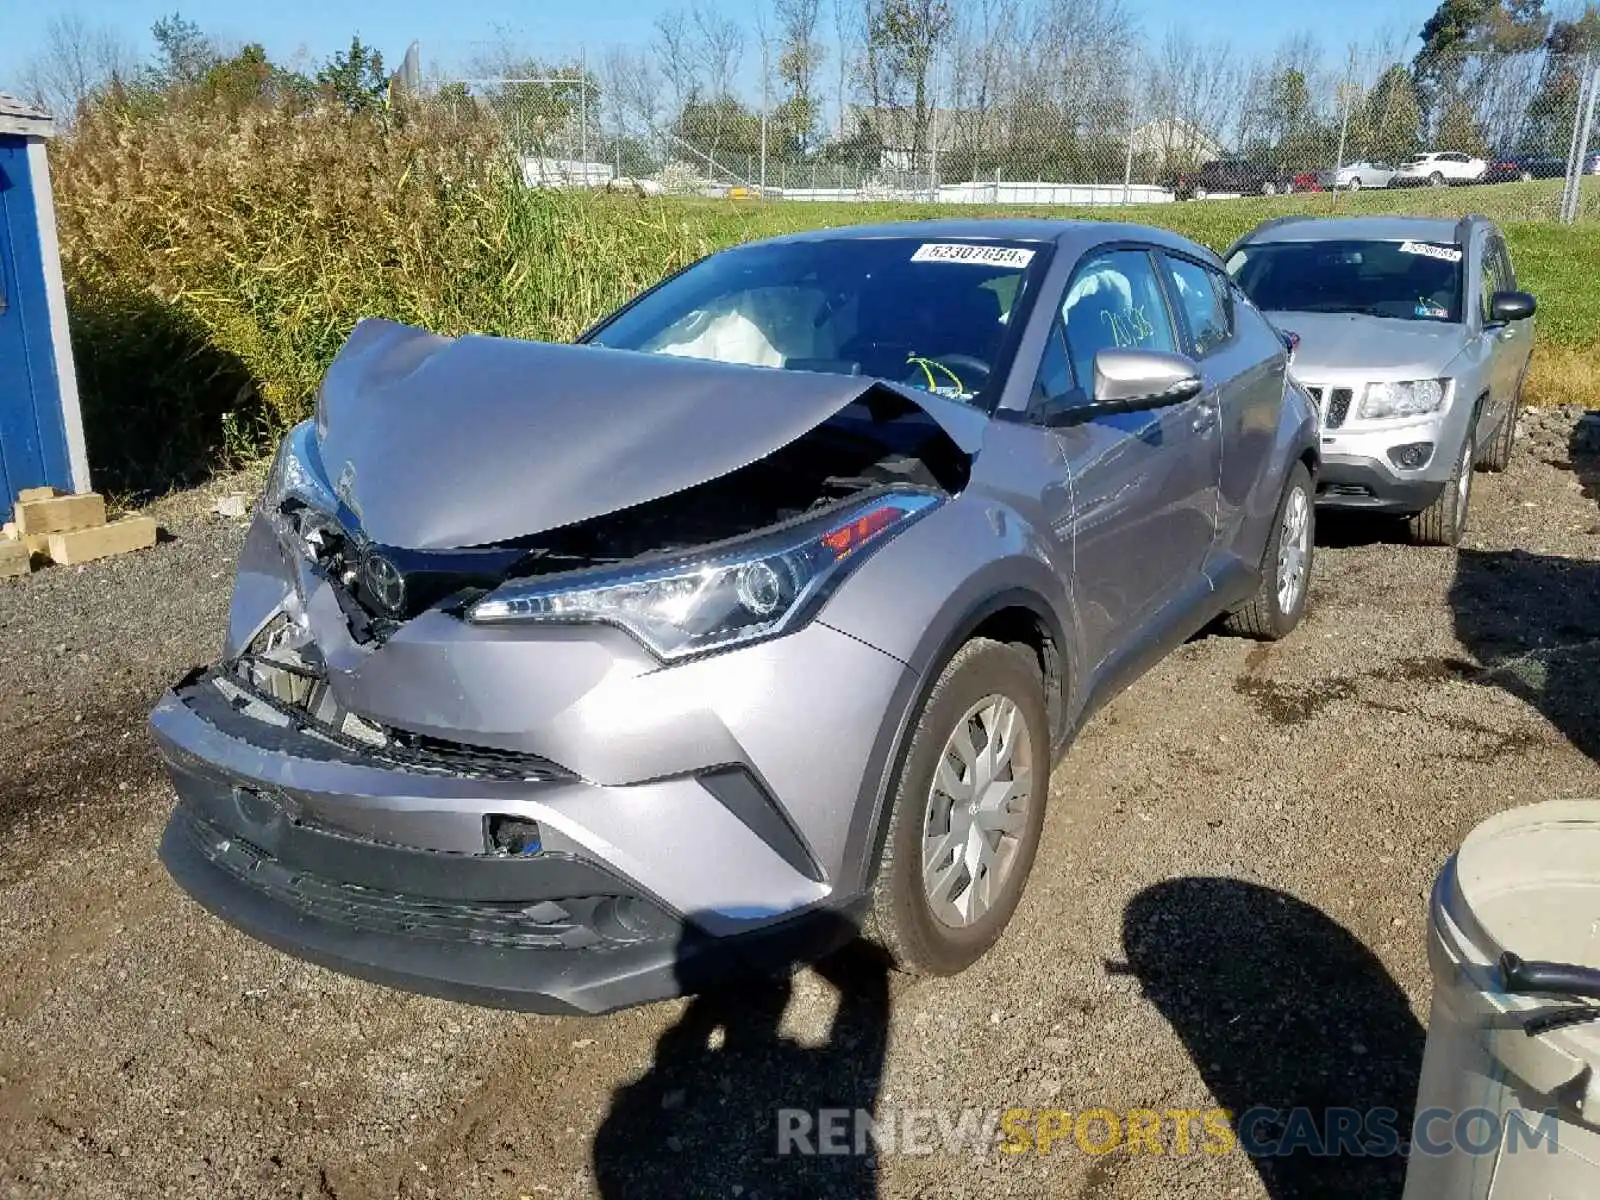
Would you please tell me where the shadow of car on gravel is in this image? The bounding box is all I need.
[1115,877,1423,1199]
[593,917,891,1199]
[1446,407,1600,764]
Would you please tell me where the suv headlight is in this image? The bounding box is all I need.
[1357,379,1449,420]
[468,489,943,660]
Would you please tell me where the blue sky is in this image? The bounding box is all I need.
[3,0,1442,100]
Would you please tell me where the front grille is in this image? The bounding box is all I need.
[179,810,673,950]
[1304,385,1354,430]
[204,666,570,783]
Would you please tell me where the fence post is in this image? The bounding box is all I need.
[1561,55,1593,223]
[1565,60,1600,223]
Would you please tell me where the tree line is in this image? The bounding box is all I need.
[21,1,1600,186]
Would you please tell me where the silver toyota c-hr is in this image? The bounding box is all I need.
[153,220,1320,1013]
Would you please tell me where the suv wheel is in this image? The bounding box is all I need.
[1409,433,1475,545]
[1429,171,1447,188]
[867,638,1049,976]
[1225,461,1314,639]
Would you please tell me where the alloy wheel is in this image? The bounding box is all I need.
[921,694,1034,929]
[1276,484,1311,614]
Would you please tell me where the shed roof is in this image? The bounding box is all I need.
[0,93,56,139]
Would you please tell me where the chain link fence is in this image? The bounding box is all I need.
[423,48,1600,220]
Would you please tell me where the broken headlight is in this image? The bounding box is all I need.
[468,489,943,660]
[264,420,341,561]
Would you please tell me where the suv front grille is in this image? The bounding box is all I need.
[1304,385,1354,430]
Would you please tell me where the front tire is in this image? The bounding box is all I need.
[1348,177,1362,191]
[866,638,1050,976]
[1409,433,1475,545]
[1482,385,1522,473]
[1429,171,1447,188]
[1225,462,1314,640]
[1262,181,1278,196]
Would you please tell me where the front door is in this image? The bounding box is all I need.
[1038,246,1222,673]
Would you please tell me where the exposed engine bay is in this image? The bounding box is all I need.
[273,389,968,640]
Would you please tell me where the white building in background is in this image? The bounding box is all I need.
[520,157,615,189]
[1130,118,1226,167]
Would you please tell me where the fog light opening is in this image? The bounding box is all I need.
[486,815,543,856]
[1388,441,1434,470]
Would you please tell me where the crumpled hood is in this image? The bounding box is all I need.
[1266,310,1469,378]
[315,319,982,550]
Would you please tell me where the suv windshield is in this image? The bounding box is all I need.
[1226,238,1463,323]
[586,237,1050,407]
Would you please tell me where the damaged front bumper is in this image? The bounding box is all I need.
[152,670,869,1013]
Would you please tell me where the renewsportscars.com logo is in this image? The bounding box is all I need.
[775,1105,1560,1160]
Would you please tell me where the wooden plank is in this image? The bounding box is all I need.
[0,538,30,578]
[45,516,157,566]
[17,486,60,503]
[14,492,106,536]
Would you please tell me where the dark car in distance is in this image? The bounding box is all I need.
[1175,156,1298,200]
[1482,153,1566,183]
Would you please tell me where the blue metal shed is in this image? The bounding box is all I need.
[0,93,89,501]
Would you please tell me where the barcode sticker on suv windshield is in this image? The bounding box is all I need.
[1398,241,1463,263]
[911,243,1035,267]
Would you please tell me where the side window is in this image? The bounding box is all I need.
[1162,255,1233,357]
[1032,321,1074,405]
[1480,239,1507,324]
[1494,238,1516,291]
[1059,249,1178,390]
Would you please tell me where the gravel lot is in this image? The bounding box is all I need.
[3,407,1599,1200]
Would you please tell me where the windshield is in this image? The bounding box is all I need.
[1226,239,1463,323]
[586,237,1051,407]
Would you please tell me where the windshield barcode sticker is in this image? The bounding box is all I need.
[1398,241,1463,263]
[911,243,1035,267]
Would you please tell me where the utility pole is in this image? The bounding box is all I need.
[579,46,589,181]
[760,37,769,198]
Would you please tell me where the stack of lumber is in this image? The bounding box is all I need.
[1,487,157,578]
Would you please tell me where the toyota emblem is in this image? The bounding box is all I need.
[361,550,406,615]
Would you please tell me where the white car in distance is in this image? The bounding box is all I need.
[1392,152,1488,188]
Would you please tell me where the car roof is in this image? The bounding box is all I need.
[746,217,1216,261]
[1233,214,1479,247]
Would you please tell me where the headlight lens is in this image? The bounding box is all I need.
[468,490,943,660]
[1357,379,1448,420]
[264,420,341,561]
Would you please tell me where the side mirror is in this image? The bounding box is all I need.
[1090,349,1203,410]
[1489,290,1536,324]
[1036,349,1204,427]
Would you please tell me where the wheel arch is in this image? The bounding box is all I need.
[837,582,1072,901]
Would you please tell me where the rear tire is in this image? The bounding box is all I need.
[1409,433,1475,546]
[1225,462,1314,640]
[866,638,1050,976]
[1429,171,1446,188]
[1262,181,1277,196]
[1348,177,1362,191]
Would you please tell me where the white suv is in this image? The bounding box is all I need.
[1393,152,1487,188]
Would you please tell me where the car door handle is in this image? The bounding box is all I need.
[1192,394,1220,433]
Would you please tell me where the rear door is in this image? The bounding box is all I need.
[1036,245,1221,672]
[1158,251,1283,575]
